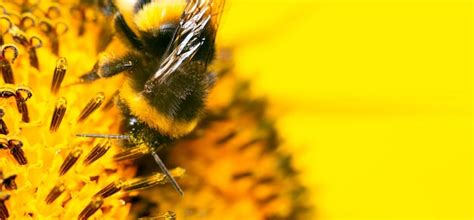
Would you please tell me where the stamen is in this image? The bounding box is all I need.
[257,193,279,205]
[61,193,72,208]
[232,171,253,181]
[17,101,30,122]
[38,20,68,55]
[45,182,65,204]
[122,168,185,192]
[0,86,16,98]
[16,86,33,101]
[51,57,67,94]
[77,92,104,122]
[78,196,103,220]
[28,36,42,70]
[138,211,176,220]
[215,130,237,145]
[0,193,10,219]
[52,22,68,55]
[0,16,13,45]
[238,138,261,151]
[46,4,61,19]
[102,91,118,110]
[59,147,82,176]
[19,13,36,30]
[70,6,86,36]
[255,176,275,185]
[0,108,9,135]
[94,180,124,198]
[15,86,33,122]
[0,44,18,84]
[9,27,42,69]
[0,137,8,149]
[50,97,67,132]
[8,139,27,165]
[113,144,149,162]
[2,174,17,190]
[83,140,111,166]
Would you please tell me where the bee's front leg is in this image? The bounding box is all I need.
[79,53,134,83]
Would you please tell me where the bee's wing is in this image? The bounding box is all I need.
[144,0,224,93]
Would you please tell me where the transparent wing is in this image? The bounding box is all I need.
[144,0,224,93]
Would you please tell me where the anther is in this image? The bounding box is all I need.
[0,44,19,84]
[0,109,8,135]
[138,211,176,220]
[232,171,253,181]
[0,86,16,98]
[122,168,185,192]
[163,211,177,220]
[59,147,82,176]
[83,140,111,166]
[257,193,279,205]
[19,13,35,30]
[0,193,10,219]
[16,86,33,123]
[28,36,42,69]
[77,92,105,122]
[1,44,19,64]
[17,101,30,122]
[38,20,67,55]
[0,136,8,149]
[78,196,103,220]
[8,139,27,165]
[0,16,12,45]
[52,22,67,55]
[45,182,66,204]
[51,57,67,94]
[1,174,17,190]
[215,130,237,145]
[70,6,86,36]
[94,180,124,198]
[113,144,149,162]
[15,86,32,102]
[46,5,61,19]
[50,97,67,132]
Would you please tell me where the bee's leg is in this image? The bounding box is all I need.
[79,55,133,83]
[150,150,184,196]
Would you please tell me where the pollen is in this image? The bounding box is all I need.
[0,1,140,219]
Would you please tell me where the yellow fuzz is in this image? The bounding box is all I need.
[0,1,136,219]
[134,0,186,32]
[119,81,198,138]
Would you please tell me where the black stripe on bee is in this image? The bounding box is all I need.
[114,13,143,50]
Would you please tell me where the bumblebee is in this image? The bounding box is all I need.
[78,0,224,196]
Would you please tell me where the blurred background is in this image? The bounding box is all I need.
[218,0,472,219]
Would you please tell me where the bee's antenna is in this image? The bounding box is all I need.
[151,150,184,197]
[76,133,130,140]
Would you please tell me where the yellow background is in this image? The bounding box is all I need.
[219,0,472,219]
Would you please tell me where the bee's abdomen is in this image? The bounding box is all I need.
[120,64,214,138]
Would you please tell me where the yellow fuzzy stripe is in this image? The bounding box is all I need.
[134,0,186,32]
[120,81,198,138]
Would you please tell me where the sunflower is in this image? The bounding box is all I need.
[0,0,310,219]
